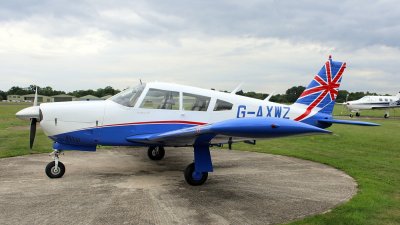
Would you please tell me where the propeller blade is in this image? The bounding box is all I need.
[33,87,38,106]
[30,118,37,150]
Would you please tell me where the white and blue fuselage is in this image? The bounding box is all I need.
[38,82,328,150]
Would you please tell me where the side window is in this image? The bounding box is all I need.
[379,98,383,101]
[183,93,211,111]
[385,98,388,102]
[214,99,233,111]
[140,88,179,110]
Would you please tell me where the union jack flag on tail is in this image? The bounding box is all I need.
[294,56,346,121]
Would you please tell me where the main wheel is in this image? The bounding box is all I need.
[184,163,208,186]
[147,146,165,160]
[384,114,389,118]
[349,114,353,118]
[45,161,65,178]
[355,112,360,117]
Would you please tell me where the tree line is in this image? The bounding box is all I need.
[0,84,386,103]
[237,86,385,103]
[0,85,121,101]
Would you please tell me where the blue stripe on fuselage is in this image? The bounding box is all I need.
[50,123,198,148]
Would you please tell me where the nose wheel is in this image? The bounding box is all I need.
[147,146,165,160]
[45,150,65,178]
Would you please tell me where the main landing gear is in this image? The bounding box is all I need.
[45,150,65,178]
[147,146,165,160]
[147,144,212,186]
[184,162,208,186]
[183,143,213,186]
[349,112,360,118]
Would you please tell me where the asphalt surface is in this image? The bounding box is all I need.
[0,148,356,225]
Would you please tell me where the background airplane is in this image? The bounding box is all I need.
[16,56,379,186]
[343,92,400,118]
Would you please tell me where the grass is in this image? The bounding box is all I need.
[0,103,52,157]
[0,102,399,224]
[232,106,400,225]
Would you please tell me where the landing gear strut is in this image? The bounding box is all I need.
[45,150,65,178]
[183,143,213,186]
[147,146,165,160]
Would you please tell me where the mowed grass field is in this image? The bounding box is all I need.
[0,103,52,157]
[0,102,399,225]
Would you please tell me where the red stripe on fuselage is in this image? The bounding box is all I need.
[99,120,207,128]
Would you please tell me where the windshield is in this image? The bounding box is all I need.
[109,84,145,107]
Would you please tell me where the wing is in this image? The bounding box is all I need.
[126,117,331,146]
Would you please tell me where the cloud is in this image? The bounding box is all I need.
[0,0,399,95]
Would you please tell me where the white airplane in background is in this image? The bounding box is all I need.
[345,92,400,118]
[15,56,378,186]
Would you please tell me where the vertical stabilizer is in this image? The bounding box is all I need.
[294,56,346,121]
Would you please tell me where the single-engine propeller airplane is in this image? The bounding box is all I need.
[343,92,400,118]
[16,56,379,186]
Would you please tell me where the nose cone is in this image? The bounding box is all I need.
[345,101,354,109]
[16,106,41,120]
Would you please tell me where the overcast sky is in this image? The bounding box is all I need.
[0,0,399,94]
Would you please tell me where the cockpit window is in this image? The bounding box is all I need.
[109,84,145,107]
[140,88,180,110]
[213,99,233,111]
[183,93,211,111]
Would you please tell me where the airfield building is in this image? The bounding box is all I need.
[77,95,101,101]
[7,94,110,102]
[52,94,75,102]
[101,95,113,100]
[7,95,23,102]
[22,94,52,103]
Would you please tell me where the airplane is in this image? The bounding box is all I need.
[16,56,379,186]
[343,92,400,118]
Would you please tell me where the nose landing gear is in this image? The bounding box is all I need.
[147,146,165,160]
[45,150,65,178]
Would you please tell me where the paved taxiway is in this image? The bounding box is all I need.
[0,148,356,225]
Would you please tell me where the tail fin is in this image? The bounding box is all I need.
[294,56,346,121]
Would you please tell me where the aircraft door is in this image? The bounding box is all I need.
[180,92,211,122]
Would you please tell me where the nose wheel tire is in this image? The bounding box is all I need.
[45,161,65,178]
[184,162,208,186]
[147,146,165,160]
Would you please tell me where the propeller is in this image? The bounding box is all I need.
[29,87,38,150]
[30,118,37,149]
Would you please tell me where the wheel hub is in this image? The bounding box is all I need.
[152,148,159,156]
[192,171,202,181]
[51,166,60,175]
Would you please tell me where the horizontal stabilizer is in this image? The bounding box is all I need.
[318,119,380,126]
